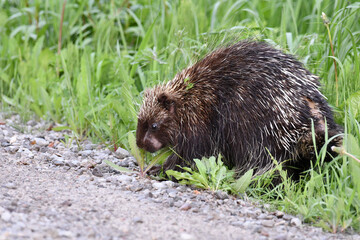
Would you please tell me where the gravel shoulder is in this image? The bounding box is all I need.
[0,114,359,240]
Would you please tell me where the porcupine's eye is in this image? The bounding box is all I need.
[151,123,158,131]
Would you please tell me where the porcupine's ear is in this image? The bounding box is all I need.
[158,93,176,114]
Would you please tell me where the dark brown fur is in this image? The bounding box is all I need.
[136,41,342,179]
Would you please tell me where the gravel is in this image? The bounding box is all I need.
[0,113,359,240]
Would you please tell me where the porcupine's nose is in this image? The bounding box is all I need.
[141,131,163,153]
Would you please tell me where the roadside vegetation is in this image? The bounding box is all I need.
[0,0,359,233]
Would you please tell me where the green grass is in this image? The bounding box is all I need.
[0,0,359,233]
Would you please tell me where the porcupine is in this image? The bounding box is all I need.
[136,41,342,179]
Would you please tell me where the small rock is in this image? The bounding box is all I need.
[117,175,133,183]
[164,181,175,188]
[230,221,243,227]
[18,148,34,158]
[164,198,175,207]
[0,206,6,213]
[84,144,97,150]
[261,220,275,227]
[70,146,79,152]
[275,220,287,226]
[63,166,71,171]
[51,155,65,166]
[257,213,268,219]
[115,147,130,159]
[290,217,302,227]
[252,226,262,233]
[179,202,192,211]
[130,185,143,192]
[33,137,49,146]
[143,189,153,198]
[3,182,17,189]
[168,191,177,198]
[68,160,80,168]
[60,200,72,207]
[274,234,288,240]
[132,217,143,224]
[275,210,284,218]
[152,182,168,190]
[78,150,92,157]
[1,211,11,222]
[26,120,37,126]
[92,167,104,177]
[282,214,292,221]
[260,230,269,237]
[1,141,10,147]
[7,146,19,153]
[243,221,256,229]
[214,190,229,200]
[94,152,109,162]
[80,159,96,168]
[120,157,137,167]
[58,230,75,238]
[78,175,90,182]
[176,185,187,192]
[9,135,17,144]
[180,233,195,240]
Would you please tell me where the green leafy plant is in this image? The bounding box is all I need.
[167,155,253,194]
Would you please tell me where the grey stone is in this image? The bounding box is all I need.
[117,175,133,183]
[164,180,175,188]
[51,155,65,166]
[1,211,11,222]
[114,147,130,159]
[257,213,268,219]
[66,160,80,168]
[92,167,104,177]
[9,135,17,144]
[33,137,49,146]
[3,182,17,189]
[275,210,285,218]
[274,234,288,240]
[1,141,10,147]
[180,233,195,240]
[18,148,34,158]
[143,189,153,198]
[168,191,177,198]
[70,146,79,152]
[152,182,168,190]
[130,185,143,192]
[93,152,108,162]
[290,217,302,227]
[261,220,275,227]
[282,214,293,220]
[7,146,19,153]
[179,202,192,211]
[243,221,256,229]
[231,221,244,227]
[58,230,75,238]
[26,120,37,126]
[84,144,97,150]
[214,190,229,200]
[132,217,144,224]
[78,150,92,157]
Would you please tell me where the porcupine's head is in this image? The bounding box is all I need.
[136,86,180,153]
